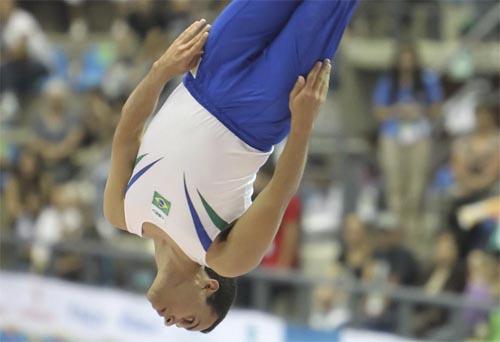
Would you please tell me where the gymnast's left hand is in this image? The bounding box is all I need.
[289,59,331,135]
[153,19,210,77]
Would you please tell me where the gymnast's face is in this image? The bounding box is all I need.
[146,269,219,332]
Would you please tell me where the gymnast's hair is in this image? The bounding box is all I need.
[201,266,237,333]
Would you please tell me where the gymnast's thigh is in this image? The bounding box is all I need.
[198,0,301,79]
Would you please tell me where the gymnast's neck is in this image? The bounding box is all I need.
[144,222,202,280]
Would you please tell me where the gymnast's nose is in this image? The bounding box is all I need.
[165,315,176,326]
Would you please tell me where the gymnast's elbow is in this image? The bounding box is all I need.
[103,194,128,231]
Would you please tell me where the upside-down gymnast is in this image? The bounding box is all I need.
[104,0,357,333]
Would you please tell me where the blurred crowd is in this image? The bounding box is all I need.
[0,0,499,341]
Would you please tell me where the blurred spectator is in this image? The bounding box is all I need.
[412,230,466,339]
[300,159,344,330]
[0,131,18,209]
[103,25,167,104]
[4,147,47,237]
[87,151,115,242]
[73,90,118,243]
[301,160,343,235]
[101,22,140,101]
[300,164,344,276]
[310,277,351,331]
[487,257,500,341]
[166,0,194,36]
[355,214,420,332]
[31,183,84,274]
[461,250,496,339]
[80,89,118,150]
[338,214,373,279]
[0,0,52,96]
[125,0,170,41]
[452,104,500,198]
[310,214,373,330]
[372,213,419,286]
[372,43,443,246]
[449,104,500,255]
[358,259,393,331]
[30,81,84,183]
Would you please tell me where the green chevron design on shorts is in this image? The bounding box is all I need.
[197,190,229,231]
[134,154,147,167]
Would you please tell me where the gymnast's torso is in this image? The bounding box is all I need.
[123,81,271,266]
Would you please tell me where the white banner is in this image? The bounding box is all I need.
[0,272,284,342]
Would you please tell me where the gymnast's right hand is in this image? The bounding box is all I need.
[153,19,211,77]
[289,60,332,135]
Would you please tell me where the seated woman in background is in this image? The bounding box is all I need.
[452,104,499,199]
[338,214,374,279]
[450,103,500,255]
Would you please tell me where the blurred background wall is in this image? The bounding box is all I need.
[0,0,499,341]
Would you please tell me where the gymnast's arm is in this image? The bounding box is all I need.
[207,60,332,277]
[103,20,210,229]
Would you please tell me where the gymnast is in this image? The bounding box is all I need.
[104,0,357,333]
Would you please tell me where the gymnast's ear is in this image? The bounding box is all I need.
[202,278,220,294]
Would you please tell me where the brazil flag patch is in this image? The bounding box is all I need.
[152,191,171,216]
